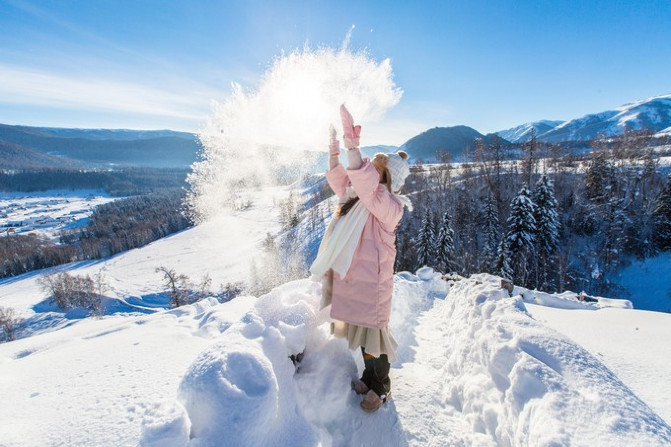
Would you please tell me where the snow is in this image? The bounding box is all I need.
[0,296,256,447]
[4,260,670,445]
[537,94,671,142]
[0,186,287,328]
[526,303,671,425]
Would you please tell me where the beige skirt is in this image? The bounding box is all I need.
[331,320,398,363]
[322,269,398,363]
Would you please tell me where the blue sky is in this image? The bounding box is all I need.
[1,0,670,145]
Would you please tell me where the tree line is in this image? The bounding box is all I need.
[393,130,670,296]
[0,167,189,196]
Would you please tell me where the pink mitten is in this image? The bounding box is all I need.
[329,124,340,156]
[340,104,361,149]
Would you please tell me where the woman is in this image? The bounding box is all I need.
[310,104,411,412]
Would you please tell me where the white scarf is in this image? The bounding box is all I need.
[310,197,369,279]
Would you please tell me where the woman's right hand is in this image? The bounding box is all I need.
[340,104,361,149]
[329,124,340,156]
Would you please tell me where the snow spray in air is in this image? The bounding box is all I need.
[186,45,402,222]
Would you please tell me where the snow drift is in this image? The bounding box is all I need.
[142,270,671,446]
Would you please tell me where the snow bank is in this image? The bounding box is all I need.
[0,295,256,447]
[409,273,670,446]
[146,271,670,446]
[144,273,449,447]
[518,286,632,310]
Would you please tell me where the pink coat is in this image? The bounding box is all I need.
[325,160,404,329]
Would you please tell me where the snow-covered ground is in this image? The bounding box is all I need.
[0,190,117,241]
[1,184,671,446]
[2,264,670,445]
[526,303,671,424]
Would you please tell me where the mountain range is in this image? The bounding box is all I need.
[496,94,671,144]
[2,94,669,169]
[0,124,200,169]
[386,94,671,161]
[495,120,564,144]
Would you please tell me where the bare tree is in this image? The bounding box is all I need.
[155,266,216,307]
[38,272,103,315]
[0,306,21,342]
[155,266,189,308]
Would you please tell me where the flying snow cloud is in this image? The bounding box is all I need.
[186,45,403,222]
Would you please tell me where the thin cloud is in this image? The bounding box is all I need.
[0,64,220,122]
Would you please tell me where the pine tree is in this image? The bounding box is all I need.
[416,206,436,268]
[496,238,513,280]
[602,197,630,272]
[481,192,500,273]
[585,150,613,204]
[504,187,536,286]
[395,217,414,272]
[533,175,560,290]
[652,180,671,251]
[435,210,455,273]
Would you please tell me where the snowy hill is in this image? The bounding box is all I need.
[537,94,671,143]
[496,120,564,144]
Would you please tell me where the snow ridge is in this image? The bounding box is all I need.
[538,94,671,143]
[142,271,671,446]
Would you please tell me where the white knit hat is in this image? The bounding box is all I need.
[386,151,410,193]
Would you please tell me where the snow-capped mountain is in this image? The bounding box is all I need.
[656,125,671,137]
[496,120,564,143]
[537,94,671,143]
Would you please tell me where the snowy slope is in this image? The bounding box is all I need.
[0,185,287,338]
[526,303,671,424]
[3,266,670,446]
[538,94,671,143]
[2,181,671,446]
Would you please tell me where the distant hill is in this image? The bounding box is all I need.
[496,120,564,144]
[400,125,507,161]
[0,124,200,169]
[19,126,195,141]
[360,145,400,159]
[0,140,85,170]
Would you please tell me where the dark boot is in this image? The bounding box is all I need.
[360,347,391,397]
